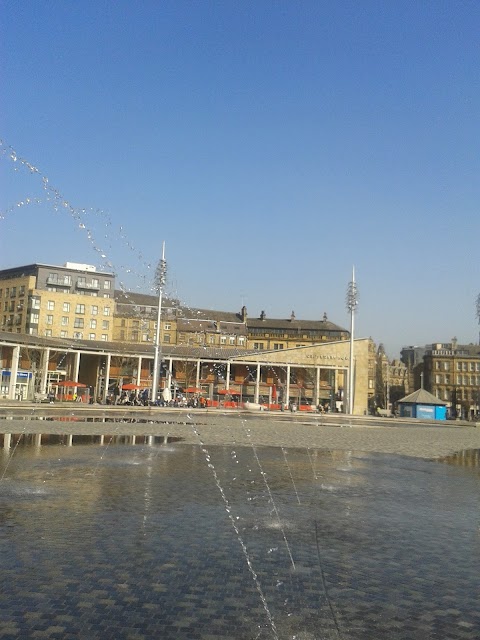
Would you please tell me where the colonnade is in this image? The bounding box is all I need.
[1,339,349,410]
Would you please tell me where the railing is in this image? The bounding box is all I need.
[76,281,100,290]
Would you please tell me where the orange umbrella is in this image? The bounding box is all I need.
[185,387,203,393]
[122,383,142,390]
[218,389,240,395]
[54,380,87,387]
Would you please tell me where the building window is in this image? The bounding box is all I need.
[30,313,39,323]
[209,335,215,344]
[60,330,67,338]
[75,304,85,314]
[101,334,108,341]
[103,306,110,316]
[229,337,235,345]
[120,330,125,340]
[435,374,442,384]
[63,302,70,312]
[220,336,227,344]
[102,320,109,330]
[31,297,40,309]
[45,329,52,337]
[89,333,96,340]
[238,336,245,345]
[121,319,126,327]
[61,316,69,326]
[46,315,53,325]
[104,280,111,289]
[254,343,264,350]
[163,334,171,343]
[90,319,97,329]
[91,305,98,315]
[142,333,149,342]
[274,343,284,350]
[47,301,55,310]
[164,323,171,330]
[131,331,139,341]
[74,318,84,328]
[73,332,83,339]
[91,279,99,288]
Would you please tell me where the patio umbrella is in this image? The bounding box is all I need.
[218,389,240,395]
[54,380,87,387]
[185,387,203,393]
[122,383,143,390]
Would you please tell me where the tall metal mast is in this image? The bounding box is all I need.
[152,242,167,403]
[346,266,359,414]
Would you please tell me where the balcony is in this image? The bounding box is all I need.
[46,276,71,288]
[76,280,100,290]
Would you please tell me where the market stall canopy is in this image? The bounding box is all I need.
[217,389,241,395]
[185,387,203,393]
[122,383,143,390]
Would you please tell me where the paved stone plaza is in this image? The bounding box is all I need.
[0,409,479,639]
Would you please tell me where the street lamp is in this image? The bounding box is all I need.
[151,242,167,404]
[346,266,359,415]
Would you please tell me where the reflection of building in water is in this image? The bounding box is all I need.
[0,261,374,414]
[439,448,480,468]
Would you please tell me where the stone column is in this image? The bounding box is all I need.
[254,363,261,403]
[285,365,291,406]
[73,351,81,381]
[136,356,142,385]
[103,354,111,403]
[8,345,20,400]
[226,362,231,389]
[314,366,320,408]
[39,347,50,394]
[196,359,201,388]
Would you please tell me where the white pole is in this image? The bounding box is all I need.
[152,242,166,404]
[346,266,358,415]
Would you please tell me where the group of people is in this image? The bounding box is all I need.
[106,387,150,406]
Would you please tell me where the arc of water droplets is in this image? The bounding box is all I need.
[185,414,279,640]
[281,447,301,505]
[0,139,156,292]
[247,435,296,570]
[0,430,26,481]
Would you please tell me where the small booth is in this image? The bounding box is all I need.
[397,389,447,421]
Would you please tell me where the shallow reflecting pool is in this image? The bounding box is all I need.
[0,440,479,639]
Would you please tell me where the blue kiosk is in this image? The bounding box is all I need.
[397,389,447,421]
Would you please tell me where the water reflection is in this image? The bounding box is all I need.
[438,448,480,469]
[1,433,185,448]
[0,415,203,425]
[0,443,479,639]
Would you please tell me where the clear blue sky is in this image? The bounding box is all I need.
[1,1,479,358]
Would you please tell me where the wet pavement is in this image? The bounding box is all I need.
[0,436,479,639]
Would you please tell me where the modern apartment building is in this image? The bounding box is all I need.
[0,262,115,341]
